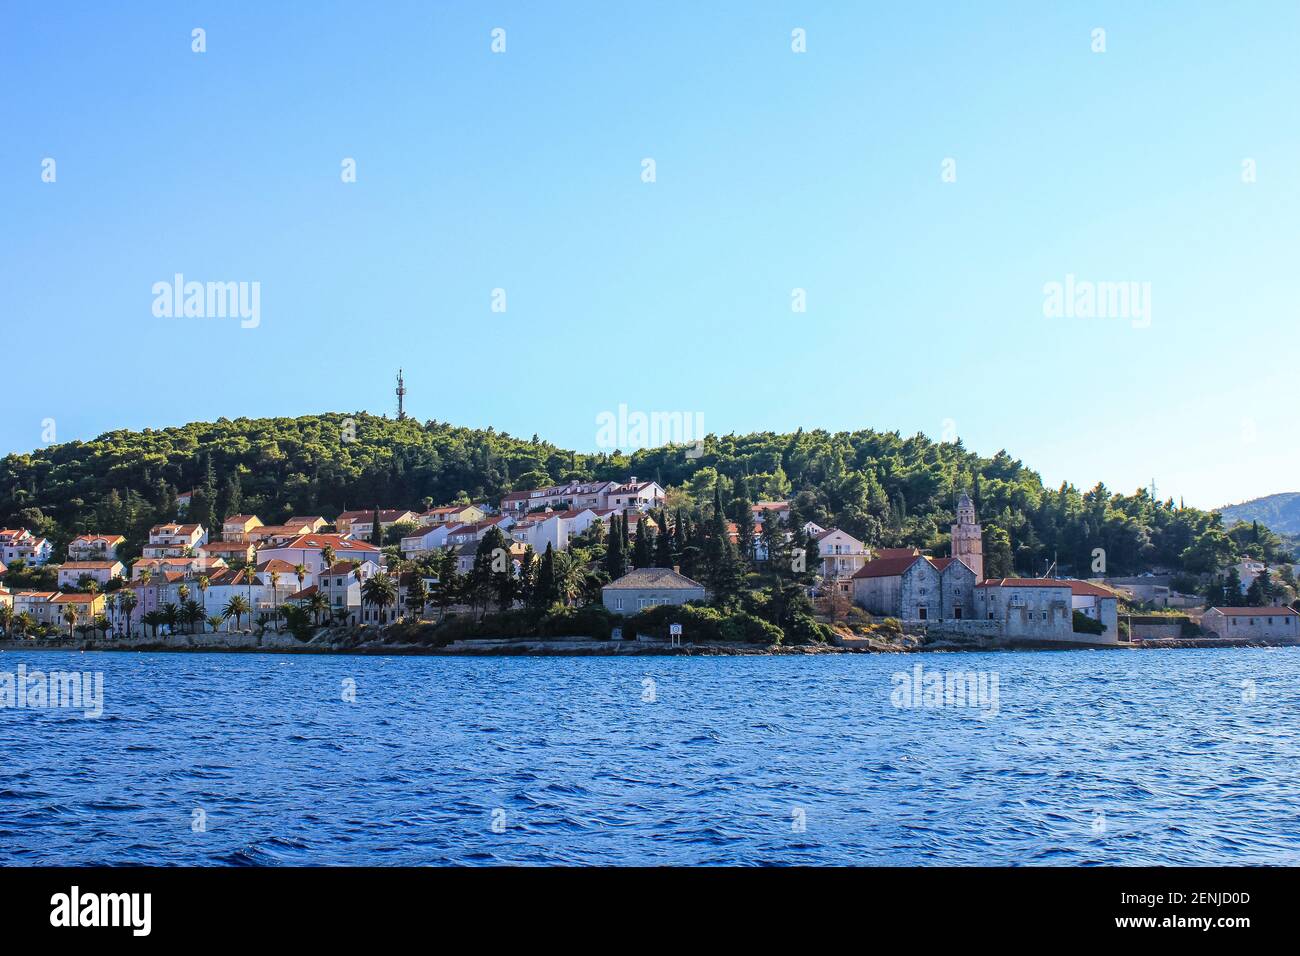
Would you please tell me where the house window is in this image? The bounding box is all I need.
[918,606,927,621]
[954,608,962,620]
[615,598,623,610]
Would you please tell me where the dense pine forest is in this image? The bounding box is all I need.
[1,413,1290,584]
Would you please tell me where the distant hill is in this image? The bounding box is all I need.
[1219,493,1300,534]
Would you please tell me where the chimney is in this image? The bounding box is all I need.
[629,476,637,484]
[673,565,680,574]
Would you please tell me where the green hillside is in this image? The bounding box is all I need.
[0,412,1288,578]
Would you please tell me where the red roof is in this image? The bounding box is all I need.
[851,555,924,579]
[267,534,379,553]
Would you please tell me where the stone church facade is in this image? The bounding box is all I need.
[851,492,985,622]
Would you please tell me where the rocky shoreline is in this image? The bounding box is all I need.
[1,628,1297,657]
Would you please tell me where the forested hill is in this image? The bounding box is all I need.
[0,412,1289,577]
[1219,493,1300,535]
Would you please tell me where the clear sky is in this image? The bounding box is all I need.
[2,2,1297,509]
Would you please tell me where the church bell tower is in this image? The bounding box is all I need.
[951,491,984,582]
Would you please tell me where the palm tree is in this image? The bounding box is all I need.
[0,603,13,637]
[307,591,329,625]
[177,583,191,619]
[361,573,398,625]
[15,611,36,639]
[182,599,204,635]
[269,569,282,630]
[552,551,582,606]
[320,545,336,572]
[61,604,79,638]
[141,610,162,638]
[117,588,138,638]
[162,602,180,636]
[224,595,251,631]
[92,614,111,641]
[294,563,307,594]
[196,574,210,621]
[206,615,225,634]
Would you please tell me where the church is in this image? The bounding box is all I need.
[851,493,985,622]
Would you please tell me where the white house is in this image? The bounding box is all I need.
[254,533,384,582]
[334,510,418,541]
[0,529,53,566]
[812,528,870,589]
[142,523,207,557]
[57,560,126,589]
[67,534,126,562]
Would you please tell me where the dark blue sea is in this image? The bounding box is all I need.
[2,648,1298,866]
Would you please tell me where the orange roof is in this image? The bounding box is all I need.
[266,534,380,553]
[52,592,100,603]
[60,561,122,570]
[70,534,126,546]
[852,555,924,579]
[256,559,301,573]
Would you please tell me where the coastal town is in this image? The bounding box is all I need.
[1,476,1295,651]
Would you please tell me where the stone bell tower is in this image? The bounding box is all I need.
[951,491,984,582]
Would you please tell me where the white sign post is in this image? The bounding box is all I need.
[669,623,682,647]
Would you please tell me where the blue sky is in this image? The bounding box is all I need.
[2,2,1297,509]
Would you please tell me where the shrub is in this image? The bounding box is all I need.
[718,610,784,645]
[1071,610,1105,635]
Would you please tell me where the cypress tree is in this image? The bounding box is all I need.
[538,543,558,606]
[654,509,675,568]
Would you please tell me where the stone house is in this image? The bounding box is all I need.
[602,568,706,615]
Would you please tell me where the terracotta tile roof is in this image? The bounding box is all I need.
[69,534,126,547]
[51,592,100,603]
[59,561,123,570]
[851,555,924,579]
[268,534,380,553]
[256,559,302,574]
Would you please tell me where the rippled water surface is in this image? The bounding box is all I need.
[3,648,1299,865]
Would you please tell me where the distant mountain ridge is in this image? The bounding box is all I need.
[1218,493,1300,534]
